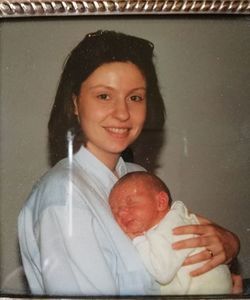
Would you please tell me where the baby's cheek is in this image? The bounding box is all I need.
[114,214,120,224]
[115,216,123,227]
[132,210,141,219]
[111,208,118,218]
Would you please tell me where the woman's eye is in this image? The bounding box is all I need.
[130,95,143,102]
[97,94,110,100]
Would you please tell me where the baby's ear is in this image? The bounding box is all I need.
[156,191,169,211]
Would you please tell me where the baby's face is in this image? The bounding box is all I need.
[109,181,160,238]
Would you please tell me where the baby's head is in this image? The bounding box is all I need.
[109,171,172,239]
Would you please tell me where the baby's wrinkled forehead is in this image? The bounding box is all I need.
[110,180,139,202]
[113,177,154,206]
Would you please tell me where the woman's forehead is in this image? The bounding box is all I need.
[81,61,146,87]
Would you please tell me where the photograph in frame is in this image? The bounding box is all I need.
[1,1,250,299]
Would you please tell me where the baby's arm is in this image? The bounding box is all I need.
[133,211,195,284]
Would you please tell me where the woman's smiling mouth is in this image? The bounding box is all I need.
[105,127,130,135]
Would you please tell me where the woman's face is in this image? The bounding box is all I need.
[74,62,146,166]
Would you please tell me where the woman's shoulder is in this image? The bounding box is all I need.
[35,158,71,189]
[22,158,76,211]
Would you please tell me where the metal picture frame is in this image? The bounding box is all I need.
[0,0,250,17]
[1,1,250,300]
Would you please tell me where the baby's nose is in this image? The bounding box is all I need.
[118,206,129,217]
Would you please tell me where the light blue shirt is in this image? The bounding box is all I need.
[18,147,159,296]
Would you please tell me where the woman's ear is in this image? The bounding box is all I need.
[156,191,169,211]
[72,95,79,116]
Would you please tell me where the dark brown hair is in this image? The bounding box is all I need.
[48,30,166,166]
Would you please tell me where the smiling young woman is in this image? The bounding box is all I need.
[17,30,240,296]
[73,62,147,171]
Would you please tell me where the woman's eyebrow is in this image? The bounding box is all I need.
[89,85,146,91]
[89,85,114,90]
[130,87,146,92]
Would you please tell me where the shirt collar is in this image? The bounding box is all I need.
[74,146,127,193]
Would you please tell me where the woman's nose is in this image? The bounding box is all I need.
[113,100,130,121]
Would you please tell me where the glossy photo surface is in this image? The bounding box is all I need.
[0,14,250,298]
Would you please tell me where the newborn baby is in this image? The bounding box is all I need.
[109,171,233,295]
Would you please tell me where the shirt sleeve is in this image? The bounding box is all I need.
[37,200,118,296]
[18,171,118,297]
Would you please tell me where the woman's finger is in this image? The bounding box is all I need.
[173,224,215,236]
[172,235,222,251]
[182,248,219,266]
[172,236,206,249]
[189,255,223,277]
[231,273,243,294]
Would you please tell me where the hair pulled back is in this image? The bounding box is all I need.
[48,30,165,166]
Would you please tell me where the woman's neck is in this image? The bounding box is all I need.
[85,144,120,175]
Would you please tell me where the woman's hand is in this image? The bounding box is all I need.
[172,215,240,277]
[231,273,243,294]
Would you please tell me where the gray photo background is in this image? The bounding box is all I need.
[1,17,250,293]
